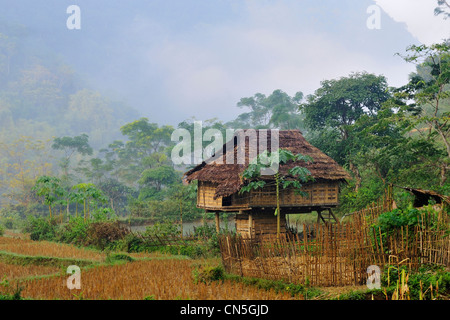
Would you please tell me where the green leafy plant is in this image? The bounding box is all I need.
[192,264,225,284]
[24,216,58,241]
[239,149,313,239]
[32,176,65,219]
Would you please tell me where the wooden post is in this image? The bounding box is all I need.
[328,208,339,224]
[248,211,253,239]
[276,172,280,241]
[215,212,220,234]
[180,199,183,239]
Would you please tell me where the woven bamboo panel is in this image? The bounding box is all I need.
[235,211,287,240]
[248,182,339,207]
[231,192,250,207]
[197,181,222,208]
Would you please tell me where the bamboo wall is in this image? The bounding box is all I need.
[197,181,223,208]
[235,211,287,240]
[197,180,340,210]
[249,181,339,207]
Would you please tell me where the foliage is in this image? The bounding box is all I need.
[390,41,450,185]
[24,216,58,241]
[0,136,54,207]
[240,149,313,194]
[32,176,65,218]
[71,183,108,220]
[84,221,130,250]
[0,276,23,300]
[223,273,323,299]
[52,134,93,177]
[301,72,392,190]
[375,206,440,236]
[381,264,450,300]
[57,216,90,245]
[192,264,225,284]
[105,253,135,263]
[434,0,450,20]
[337,173,385,213]
[144,219,181,238]
[377,208,421,233]
[226,89,305,130]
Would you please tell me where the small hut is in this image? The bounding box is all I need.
[184,129,351,239]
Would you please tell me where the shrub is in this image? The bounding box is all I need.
[57,216,90,245]
[0,225,4,237]
[192,224,216,239]
[24,216,58,241]
[192,264,224,284]
[84,221,130,250]
[381,264,450,300]
[144,220,180,238]
[105,253,134,263]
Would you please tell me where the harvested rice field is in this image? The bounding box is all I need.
[0,236,106,262]
[15,259,298,300]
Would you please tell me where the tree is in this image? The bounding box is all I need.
[391,42,450,184]
[0,136,54,207]
[72,183,108,221]
[97,178,135,216]
[76,157,113,185]
[435,0,450,19]
[239,149,313,240]
[52,134,93,178]
[33,176,65,219]
[300,72,391,190]
[108,118,174,186]
[138,164,180,200]
[227,90,304,130]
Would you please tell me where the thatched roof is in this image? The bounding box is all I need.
[393,185,450,207]
[184,129,351,198]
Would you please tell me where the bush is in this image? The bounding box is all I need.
[84,221,130,250]
[375,205,441,236]
[377,208,420,233]
[192,264,224,284]
[192,224,216,239]
[144,220,180,238]
[57,217,90,245]
[105,253,134,263]
[24,216,58,241]
[0,225,4,237]
[381,264,450,300]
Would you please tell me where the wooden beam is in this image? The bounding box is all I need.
[215,212,220,234]
[328,208,339,224]
[248,212,253,239]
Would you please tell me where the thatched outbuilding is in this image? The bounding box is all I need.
[184,129,351,239]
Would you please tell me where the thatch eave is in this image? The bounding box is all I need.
[184,130,352,198]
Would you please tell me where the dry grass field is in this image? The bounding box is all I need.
[0,236,106,262]
[0,232,302,300]
[14,259,298,300]
[0,262,61,280]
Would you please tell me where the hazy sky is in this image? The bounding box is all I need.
[1,0,449,125]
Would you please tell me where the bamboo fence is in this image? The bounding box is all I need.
[219,196,450,287]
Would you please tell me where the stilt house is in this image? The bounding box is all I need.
[184,130,351,239]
